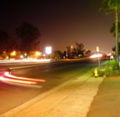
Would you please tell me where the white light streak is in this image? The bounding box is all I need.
[90,54,103,58]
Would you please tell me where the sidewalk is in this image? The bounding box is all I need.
[0,72,103,117]
[87,77,120,117]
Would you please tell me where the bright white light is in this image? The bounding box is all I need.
[0,59,51,63]
[10,51,16,56]
[24,53,27,56]
[110,55,114,59]
[45,46,52,55]
[6,56,9,59]
[35,51,42,57]
[107,53,112,56]
[96,46,100,52]
[20,55,24,59]
[90,54,103,58]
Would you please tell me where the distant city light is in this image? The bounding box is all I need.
[71,45,74,49]
[45,46,52,55]
[20,55,24,59]
[35,51,42,57]
[107,53,112,56]
[90,53,103,58]
[10,51,16,56]
[110,55,114,60]
[96,46,100,52]
[43,54,46,57]
[6,56,9,59]
[24,53,27,56]
[0,59,51,63]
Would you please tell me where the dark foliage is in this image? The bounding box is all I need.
[0,31,18,53]
[112,42,120,53]
[16,22,40,52]
[110,22,120,37]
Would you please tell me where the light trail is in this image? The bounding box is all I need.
[0,76,37,85]
[0,71,46,87]
[4,72,46,83]
[90,53,103,58]
[0,59,51,63]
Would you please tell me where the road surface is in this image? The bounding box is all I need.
[0,61,99,114]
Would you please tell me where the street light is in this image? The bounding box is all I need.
[90,53,103,58]
[45,46,52,55]
[96,46,99,52]
[10,51,16,56]
[96,46,100,68]
[24,53,27,56]
[20,55,24,59]
[43,54,46,57]
[35,51,41,57]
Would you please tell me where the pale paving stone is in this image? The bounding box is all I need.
[44,78,103,117]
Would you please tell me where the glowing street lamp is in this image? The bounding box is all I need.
[35,51,41,57]
[45,46,52,55]
[6,56,9,59]
[10,51,16,56]
[43,54,46,57]
[20,55,24,59]
[96,46,99,52]
[90,53,103,58]
[24,53,27,56]
[71,45,74,49]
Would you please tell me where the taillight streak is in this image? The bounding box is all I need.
[0,76,37,85]
[0,71,46,87]
[4,72,46,83]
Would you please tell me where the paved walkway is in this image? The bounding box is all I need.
[87,77,120,117]
[0,72,103,117]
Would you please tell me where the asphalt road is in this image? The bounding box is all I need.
[0,61,100,115]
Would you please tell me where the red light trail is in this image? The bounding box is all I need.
[0,71,46,87]
[4,72,46,83]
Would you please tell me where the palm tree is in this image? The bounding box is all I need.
[110,21,120,38]
[101,0,120,64]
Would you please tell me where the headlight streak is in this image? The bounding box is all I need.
[0,76,37,85]
[0,59,51,63]
[90,54,103,58]
[4,72,46,83]
[0,71,46,88]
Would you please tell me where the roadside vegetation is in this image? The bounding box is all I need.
[98,60,120,77]
[101,0,120,67]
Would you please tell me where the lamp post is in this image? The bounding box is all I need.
[10,51,16,57]
[45,46,52,58]
[96,46,100,68]
[35,51,41,58]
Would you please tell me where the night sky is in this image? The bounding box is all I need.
[0,0,115,53]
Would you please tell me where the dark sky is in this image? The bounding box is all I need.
[0,0,115,53]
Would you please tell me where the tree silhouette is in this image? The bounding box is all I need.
[75,42,85,57]
[51,50,63,59]
[112,42,120,54]
[110,21,120,38]
[101,0,120,63]
[16,22,40,52]
[0,31,17,53]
